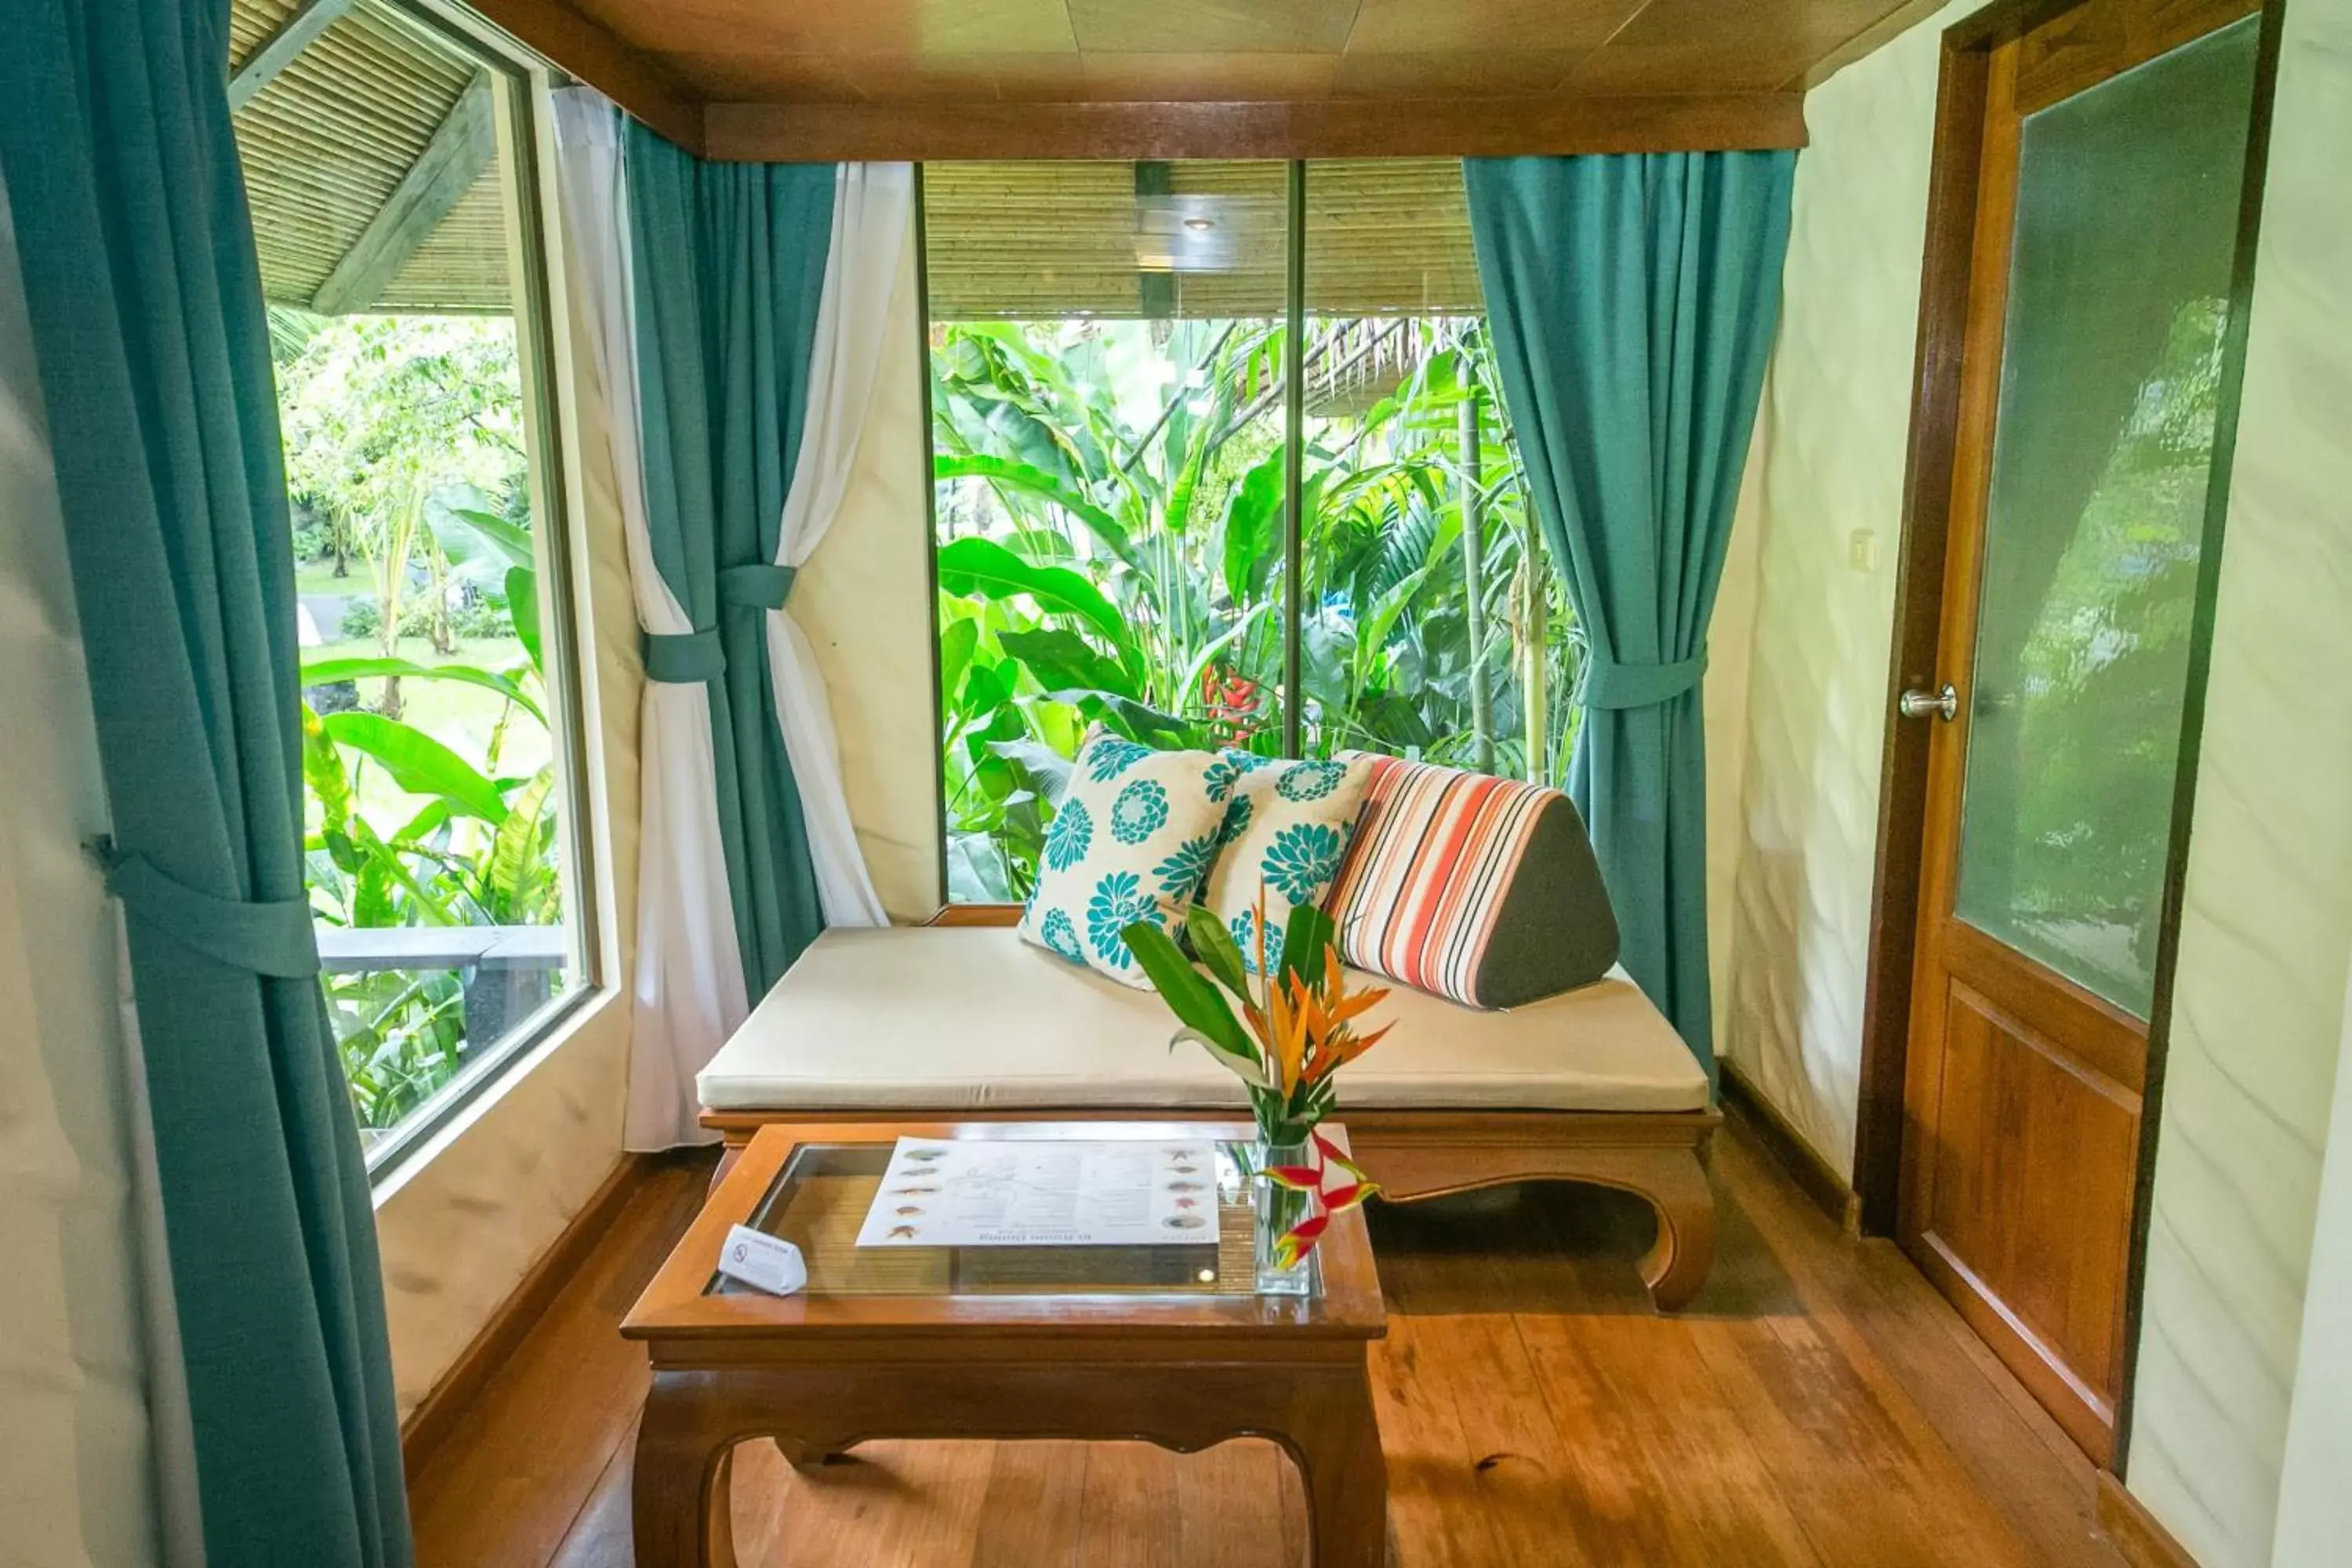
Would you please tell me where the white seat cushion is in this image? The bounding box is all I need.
[697,927,1708,1116]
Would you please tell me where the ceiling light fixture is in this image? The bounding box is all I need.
[1183,216,1215,232]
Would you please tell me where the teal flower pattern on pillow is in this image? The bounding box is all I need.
[1261,822,1345,905]
[1018,737,1236,989]
[1087,872,1159,967]
[1276,759,1349,802]
[1153,833,1218,899]
[1086,738,1152,782]
[1230,906,1286,976]
[1109,779,1169,844]
[1040,908,1084,964]
[1041,797,1093,873]
[1201,753,1243,805]
[1217,794,1254,848]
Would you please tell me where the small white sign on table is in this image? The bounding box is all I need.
[854,1137,1221,1248]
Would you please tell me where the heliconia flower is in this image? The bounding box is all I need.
[1263,1165,1323,1190]
[1273,1213,1330,1271]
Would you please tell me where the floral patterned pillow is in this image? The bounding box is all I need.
[1018,729,1231,987]
[1196,751,1374,975]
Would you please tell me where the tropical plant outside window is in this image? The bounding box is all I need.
[230,0,583,1159]
[925,160,1581,900]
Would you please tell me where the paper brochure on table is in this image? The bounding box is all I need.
[854,1138,1221,1247]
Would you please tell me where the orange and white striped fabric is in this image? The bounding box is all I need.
[1323,753,1558,1007]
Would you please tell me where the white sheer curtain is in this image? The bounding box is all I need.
[551,90,749,1151]
[765,162,912,927]
[554,96,908,1145]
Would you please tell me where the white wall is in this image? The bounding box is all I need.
[2272,971,2352,1566]
[1716,0,1974,1174]
[2129,2,2352,1560]
[0,176,161,1568]
[796,223,945,922]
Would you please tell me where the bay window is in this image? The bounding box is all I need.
[923,158,1581,901]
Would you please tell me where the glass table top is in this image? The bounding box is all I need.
[708,1138,1312,1301]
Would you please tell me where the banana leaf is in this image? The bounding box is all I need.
[996,627,1140,701]
[935,452,1141,570]
[301,655,543,724]
[324,710,510,823]
[936,535,1132,649]
[1220,447,1285,605]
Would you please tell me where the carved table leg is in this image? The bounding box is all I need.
[630,1358,1389,1566]
[1287,1365,1388,1568]
[634,1377,739,1568]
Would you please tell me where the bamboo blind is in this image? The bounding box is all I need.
[924,158,1487,321]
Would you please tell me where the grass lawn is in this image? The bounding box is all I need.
[301,635,554,830]
[294,560,362,597]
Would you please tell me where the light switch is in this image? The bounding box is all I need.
[1848,529,1879,572]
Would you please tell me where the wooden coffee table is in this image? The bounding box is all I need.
[622,1119,1390,1566]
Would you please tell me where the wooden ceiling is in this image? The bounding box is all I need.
[473,0,1950,159]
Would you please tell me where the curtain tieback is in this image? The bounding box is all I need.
[719,562,796,610]
[1583,648,1708,710]
[88,837,321,978]
[643,567,798,684]
[643,629,726,684]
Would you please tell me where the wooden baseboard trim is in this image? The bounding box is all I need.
[1720,1061,1861,1232]
[2097,1472,2200,1568]
[398,1151,655,1479]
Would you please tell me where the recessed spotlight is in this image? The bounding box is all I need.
[1183,216,1215,233]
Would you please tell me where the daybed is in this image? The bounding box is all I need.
[696,911,1720,1310]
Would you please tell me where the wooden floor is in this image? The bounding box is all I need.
[406,1112,2128,1566]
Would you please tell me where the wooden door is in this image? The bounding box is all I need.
[1896,0,2261,1465]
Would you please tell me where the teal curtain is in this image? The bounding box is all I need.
[1465,152,1795,1079]
[623,125,833,996]
[0,1,410,1563]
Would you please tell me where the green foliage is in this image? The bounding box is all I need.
[278,313,531,681]
[274,312,570,1130]
[930,314,1584,896]
[1966,294,2229,1007]
[304,626,567,1127]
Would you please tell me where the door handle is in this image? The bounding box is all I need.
[1898,683,1959,723]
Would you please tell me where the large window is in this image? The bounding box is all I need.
[924,160,1580,900]
[231,0,590,1163]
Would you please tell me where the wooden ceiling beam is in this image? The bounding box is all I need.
[311,72,496,315]
[702,94,1809,164]
[227,0,356,111]
[463,0,705,153]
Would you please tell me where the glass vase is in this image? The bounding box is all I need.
[1253,1138,1317,1296]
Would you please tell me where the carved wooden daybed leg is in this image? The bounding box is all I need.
[1345,1109,1722,1314]
[1625,1142,1717,1312]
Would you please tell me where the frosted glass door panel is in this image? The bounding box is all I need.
[1951,19,2259,1018]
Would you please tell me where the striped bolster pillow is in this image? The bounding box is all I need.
[1323,753,1620,1010]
